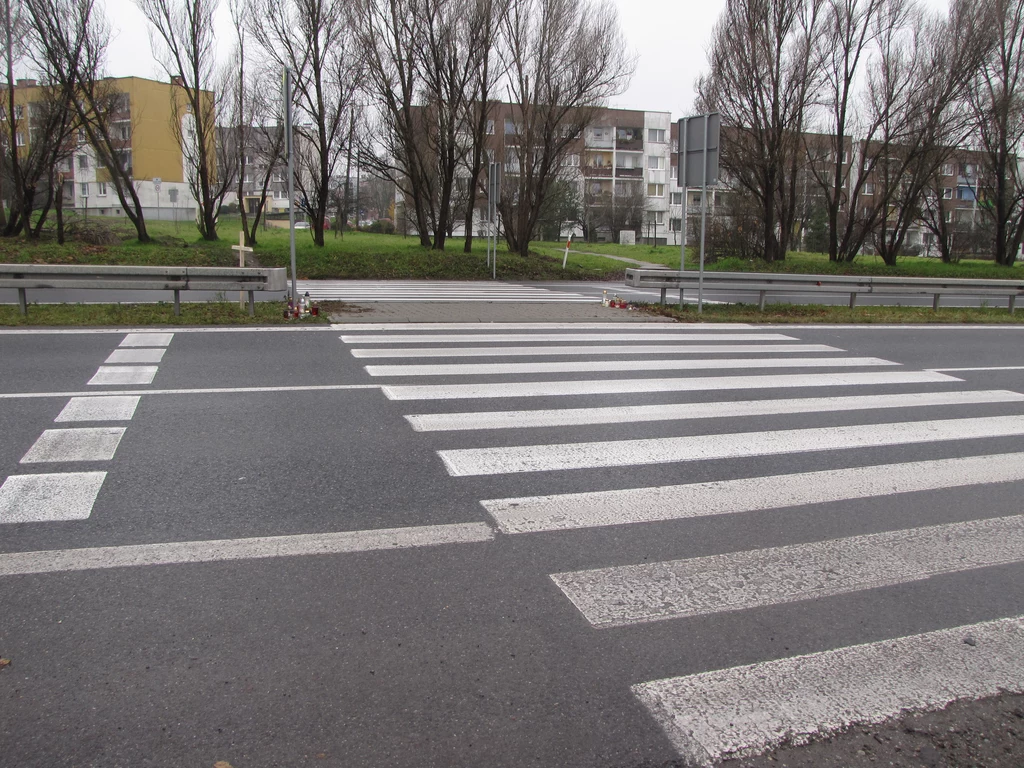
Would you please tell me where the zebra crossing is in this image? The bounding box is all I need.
[298,279,599,302]
[337,320,1024,766]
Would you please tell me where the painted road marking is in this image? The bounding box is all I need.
[0,384,381,400]
[383,370,960,401]
[437,414,1020,476]
[632,615,1024,767]
[0,472,107,523]
[408,390,1024,432]
[104,348,167,364]
[352,344,841,359]
[484,451,1024,533]
[552,515,1024,628]
[365,357,895,378]
[927,366,1024,372]
[342,333,799,344]
[55,396,141,422]
[88,366,158,386]
[20,428,126,463]
[119,333,174,347]
[335,322,724,331]
[0,522,496,576]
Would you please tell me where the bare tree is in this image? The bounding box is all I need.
[137,0,229,240]
[252,0,361,246]
[968,0,1024,266]
[697,0,825,262]
[498,0,634,258]
[25,0,153,241]
[806,0,890,261]
[1,0,26,235]
[870,0,991,264]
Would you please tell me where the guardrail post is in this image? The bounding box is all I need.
[248,290,255,317]
[678,289,684,309]
[849,293,857,309]
[1010,295,1016,314]
[174,289,180,317]
[758,290,766,312]
[660,287,666,306]
[18,287,27,316]
[932,294,940,311]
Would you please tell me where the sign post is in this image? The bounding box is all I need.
[676,113,720,313]
[232,231,253,308]
[154,177,161,221]
[283,68,297,302]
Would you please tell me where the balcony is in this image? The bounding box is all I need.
[614,167,644,178]
[583,165,613,178]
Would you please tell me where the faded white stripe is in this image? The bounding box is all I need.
[633,615,1024,767]
[928,366,1024,372]
[87,366,158,386]
[485,451,1024,533]
[55,396,141,422]
[20,428,126,463]
[342,333,797,344]
[552,515,1024,627]
[0,384,381,400]
[438,414,1021,476]
[0,472,107,523]
[0,522,496,576]
[352,344,838,359]
[410,390,1024,432]
[366,357,893,378]
[105,348,166,364]
[120,333,174,347]
[383,370,959,401]
[334,322,713,330]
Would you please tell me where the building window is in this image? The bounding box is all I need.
[486,119,494,135]
[647,155,664,170]
[670,192,683,205]
[15,132,24,146]
[648,128,666,143]
[863,182,874,196]
[944,210,952,222]
[942,187,953,199]
[961,163,977,177]
[941,163,953,176]
[562,153,580,167]
[669,217,682,232]
[504,119,517,135]
[957,187,976,201]
[80,182,89,197]
[97,181,107,196]
[647,183,664,197]
[14,104,23,119]
[652,211,664,225]
[77,154,89,169]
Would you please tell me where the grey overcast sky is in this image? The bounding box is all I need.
[100,0,950,118]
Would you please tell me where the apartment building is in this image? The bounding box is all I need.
[2,76,204,222]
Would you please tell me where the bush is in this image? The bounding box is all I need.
[366,219,395,235]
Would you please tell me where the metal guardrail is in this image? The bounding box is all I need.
[0,264,288,316]
[625,268,1024,313]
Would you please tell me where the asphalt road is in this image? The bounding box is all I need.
[2,321,1024,767]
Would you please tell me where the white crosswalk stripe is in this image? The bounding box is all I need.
[340,322,1024,761]
[299,280,599,302]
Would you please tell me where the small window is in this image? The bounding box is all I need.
[15,132,24,147]
[941,163,953,176]
[942,187,953,199]
[561,153,580,167]
[97,181,107,196]
[669,217,682,232]
[78,129,87,143]
[77,154,89,169]
[648,128,666,143]
[647,155,664,170]
[863,182,874,196]
[80,182,89,197]
[486,119,494,135]
[653,211,664,224]
[670,192,683,205]
[647,183,664,197]
[14,104,23,119]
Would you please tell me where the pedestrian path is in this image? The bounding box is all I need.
[338,320,1024,766]
[299,280,599,303]
[0,332,171,525]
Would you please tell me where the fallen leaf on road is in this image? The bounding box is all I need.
[213,762,233,768]
[0,659,10,669]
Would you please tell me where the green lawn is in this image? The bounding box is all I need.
[0,217,627,280]
[645,301,1024,324]
[0,300,333,326]
[3,215,1022,281]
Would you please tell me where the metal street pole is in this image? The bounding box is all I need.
[678,119,688,308]
[698,114,709,315]
[284,68,297,302]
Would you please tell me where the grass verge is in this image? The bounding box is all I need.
[0,301,333,326]
[643,301,1024,323]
